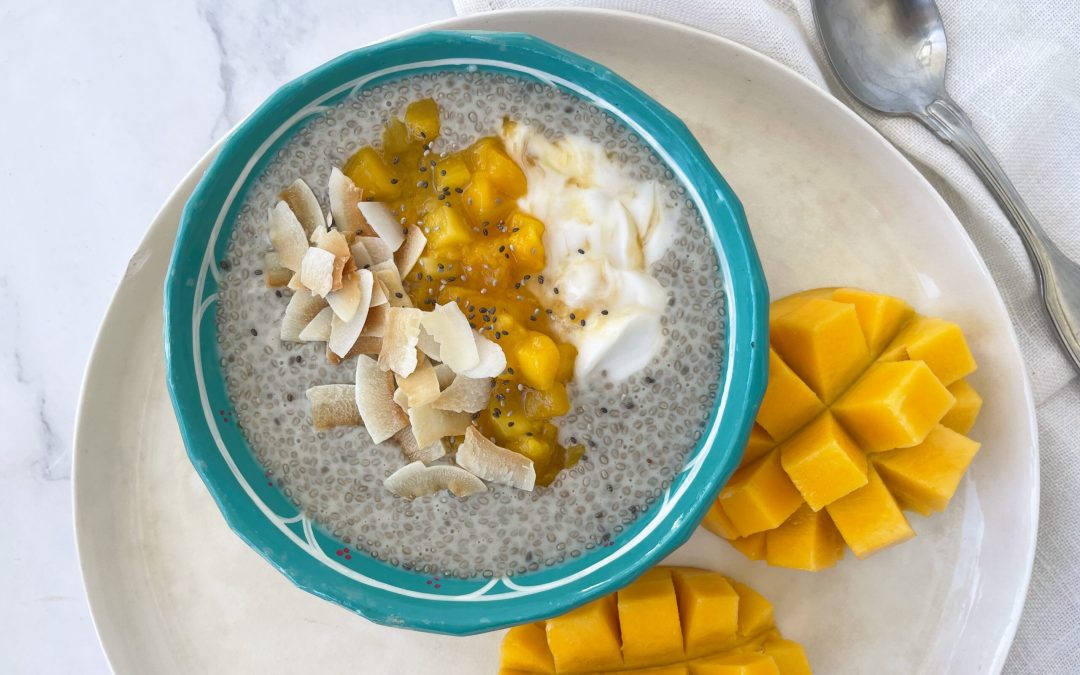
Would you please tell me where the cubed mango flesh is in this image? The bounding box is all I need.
[500,568,807,674]
[707,288,981,570]
[404,97,440,142]
[515,332,560,391]
[940,379,982,435]
[779,413,867,511]
[826,465,914,558]
[872,425,980,516]
[342,146,401,200]
[765,504,844,571]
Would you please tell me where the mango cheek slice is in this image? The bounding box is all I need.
[499,567,811,674]
[705,288,981,570]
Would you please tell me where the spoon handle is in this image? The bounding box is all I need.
[919,96,1080,373]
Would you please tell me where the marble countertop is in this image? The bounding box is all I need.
[0,1,454,671]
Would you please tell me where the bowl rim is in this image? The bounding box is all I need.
[163,29,768,635]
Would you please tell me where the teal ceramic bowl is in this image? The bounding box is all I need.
[164,30,767,635]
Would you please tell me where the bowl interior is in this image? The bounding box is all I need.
[164,30,767,635]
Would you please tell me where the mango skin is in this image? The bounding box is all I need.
[499,567,811,674]
[704,288,981,570]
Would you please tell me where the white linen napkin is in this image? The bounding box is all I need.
[453,1,1080,671]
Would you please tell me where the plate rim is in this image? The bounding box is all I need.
[73,7,1039,673]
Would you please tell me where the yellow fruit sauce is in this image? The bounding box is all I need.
[343,98,583,485]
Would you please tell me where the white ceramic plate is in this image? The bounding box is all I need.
[74,9,1038,674]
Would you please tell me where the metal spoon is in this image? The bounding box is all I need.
[813,0,1080,373]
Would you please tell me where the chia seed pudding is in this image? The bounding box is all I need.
[215,70,726,578]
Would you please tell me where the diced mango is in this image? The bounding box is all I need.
[761,637,813,675]
[343,146,401,200]
[756,349,825,441]
[779,413,867,510]
[740,424,775,469]
[872,424,980,516]
[671,569,740,657]
[618,568,685,666]
[502,568,806,674]
[545,595,623,673]
[434,155,471,192]
[701,501,741,540]
[880,316,976,386]
[940,379,982,435]
[463,175,514,225]
[830,288,913,355]
[727,532,767,561]
[691,654,780,675]
[470,137,528,198]
[525,382,571,418]
[770,298,871,403]
[424,203,472,249]
[826,465,914,558]
[404,97,440,142]
[832,361,955,452]
[555,342,577,382]
[765,504,844,571]
[717,450,805,537]
[507,212,547,272]
[515,332,560,391]
[501,623,556,674]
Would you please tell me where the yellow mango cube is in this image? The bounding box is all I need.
[404,97,440,142]
[940,379,983,435]
[740,424,775,469]
[515,332,560,391]
[524,382,570,418]
[830,287,913,355]
[761,637,813,675]
[545,595,623,673]
[701,501,741,540]
[826,465,914,558]
[730,581,774,637]
[501,623,556,674]
[434,155,471,192]
[424,205,472,249]
[779,413,868,510]
[343,146,401,200]
[463,175,514,225]
[508,212,547,272]
[880,316,976,386]
[770,298,871,402]
[872,424,980,516]
[728,532,767,561]
[555,342,577,382]
[717,450,805,537]
[765,504,844,571]
[691,654,781,675]
[470,137,528,198]
[832,361,955,452]
[756,349,825,441]
[618,568,685,666]
[671,568,740,657]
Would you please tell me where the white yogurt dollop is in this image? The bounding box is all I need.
[500,123,675,380]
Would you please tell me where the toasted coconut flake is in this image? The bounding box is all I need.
[286,272,308,292]
[278,179,324,236]
[383,461,486,499]
[416,325,441,361]
[370,279,389,307]
[281,291,328,342]
[378,307,423,377]
[421,303,479,373]
[407,404,472,448]
[326,336,381,364]
[433,363,456,389]
[394,225,427,277]
[299,247,337,297]
[360,304,389,337]
[458,426,536,491]
[372,261,412,308]
[392,428,449,464]
[349,240,373,269]
[432,375,492,413]
[306,384,361,430]
[354,354,408,444]
[398,360,441,408]
[357,202,405,251]
[298,306,334,341]
[358,236,393,265]
[268,201,309,271]
[326,270,362,322]
[328,168,370,235]
[327,269,373,357]
[393,386,409,410]
[460,332,508,378]
[263,251,292,288]
[316,227,351,291]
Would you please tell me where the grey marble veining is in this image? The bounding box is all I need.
[0,1,455,672]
